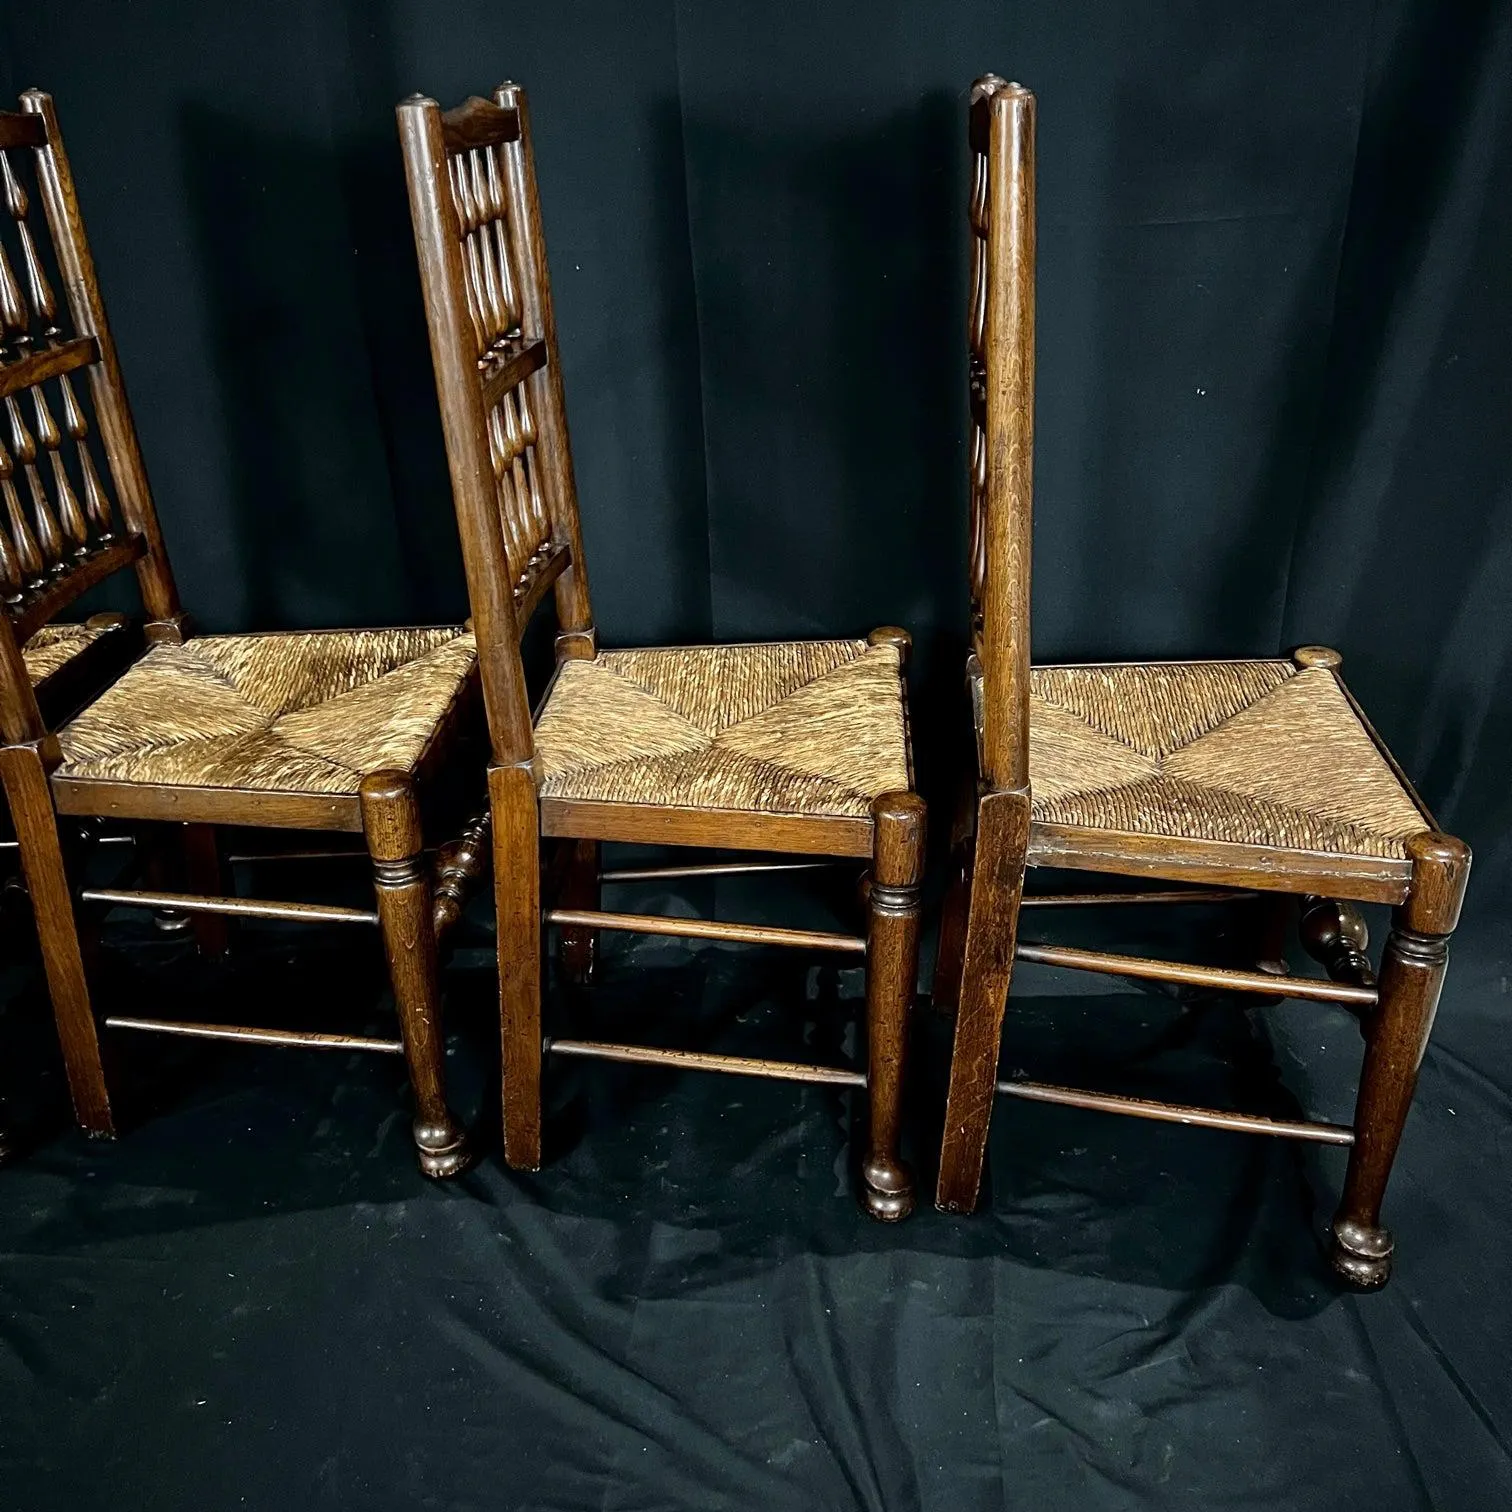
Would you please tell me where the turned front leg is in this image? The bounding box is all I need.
[361,771,469,1179]
[1330,832,1470,1288]
[861,790,925,1222]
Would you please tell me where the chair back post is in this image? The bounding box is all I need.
[0,615,44,744]
[972,78,1036,793]
[19,90,184,638]
[492,83,594,660]
[397,93,534,764]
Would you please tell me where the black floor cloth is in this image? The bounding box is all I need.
[1,859,1509,1512]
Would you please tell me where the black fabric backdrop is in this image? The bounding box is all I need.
[0,4,1509,1510]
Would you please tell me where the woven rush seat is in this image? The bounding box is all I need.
[56,627,477,794]
[22,622,126,685]
[996,658,1428,859]
[534,639,911,819]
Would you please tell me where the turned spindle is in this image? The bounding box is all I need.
[1300,895,1376,1000]
[56,373,114,540]
[0,497,21,600]
[0,427,44,588]
[31,382,88,555]
[483,146,518,333]
[469,150,505,342]
[5,393,63,571]
[448,155,487,355]
[432,811,492,936]
[0,152,55,346]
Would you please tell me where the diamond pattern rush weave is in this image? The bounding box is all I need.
[1022,661,1428,859]
[534,640,910,819]
[57,628,476,795]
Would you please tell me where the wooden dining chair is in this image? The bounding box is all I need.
[932,77,1470,1287]
[0,91,492,1176]
[398,84,925,1219]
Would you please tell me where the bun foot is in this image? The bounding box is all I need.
[1329,1217,1393,1289]
[414,1118,472,1180]
[862,1157,915,1222]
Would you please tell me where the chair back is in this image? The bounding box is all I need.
[397,85,593,767]
[967,77,1036,792]
[0,92,182,745]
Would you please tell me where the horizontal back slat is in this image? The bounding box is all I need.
[441,96,522,154]
[0,112,45,152]
[0,334,97,401]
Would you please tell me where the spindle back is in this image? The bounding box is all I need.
[398,85,593,767]
[967,77,1036,793]
[0,91,181,746]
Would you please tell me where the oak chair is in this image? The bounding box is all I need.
[0,92,492,1176]
[398,85,925,1219]
[932,77,1470,1287]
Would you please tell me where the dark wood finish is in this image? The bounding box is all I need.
[8,537,147,645]
[512,540,570,622]
[397,94,535,759]
[548,1038,868,1088]
[81,887,379,926]
[480,336,547,410]
[541,796,875,859]
[361,770,470,1178]
[546,907,867,955]
[1013,940,1378,1008]
[492,759,543,1169]
[401,86,926,1215]
[601,859,838,883]
[937,786,1030,1211]
[0,738,112,1133]
[972,83,1035,792]
[52,773,363,831]
[1299,896,1375,991]
[440,96,522,153]
[1329,832,1469,1287]
[432,810,491,938]
[494,83,594,654]
[1026,821,1412,904]
[936,78,1473,1287]
[995,1079,1355,1145]
[0,336,98,400]
[0,93,482,1177]
[860,791,925,1220]
[105,1017,405,1054]
[1024,887,1257,907]
[180,822,230,958]
[554,837,598,984]
[0,111,46,151]
[21,91,183,627]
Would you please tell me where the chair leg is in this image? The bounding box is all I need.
[1250,892,1293,978]
[182,823,230,959]
[1329,833,1470,1288]
[1299,896,1375,989]
[935,787,1031,1214]
[860,790,925,1222]
[0,742,113,1135]
[931,768,981,1015]
[932,849,970,1016]
[491,761,543,1170]
[360,771,469,1179]
[555,838,598,986]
